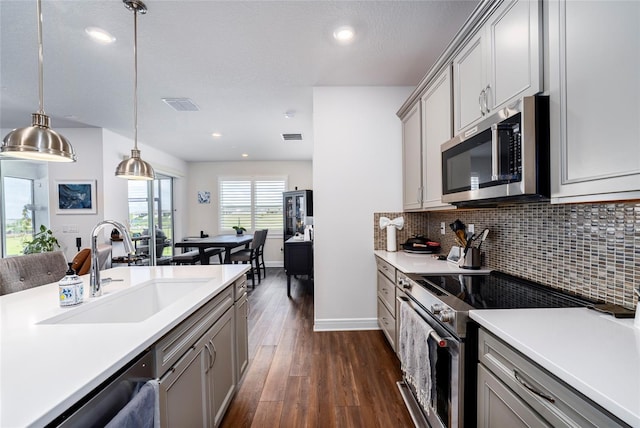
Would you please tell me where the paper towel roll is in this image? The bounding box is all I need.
[386,226,397,252]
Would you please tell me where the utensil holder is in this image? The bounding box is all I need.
[461,248,481,269]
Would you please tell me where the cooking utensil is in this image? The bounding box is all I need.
[455,229,467,247]
[449,219,465,233]
[476,228,489,250]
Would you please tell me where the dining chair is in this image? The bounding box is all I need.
[230,229,266,288]
[257,229,268,279]
[0,251,68,295]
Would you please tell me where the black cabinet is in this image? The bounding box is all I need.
[283,190,313,243]
[284,238,313,298]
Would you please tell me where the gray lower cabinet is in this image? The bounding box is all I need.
[208,308,235,427]
[477,364,551,428]
[234,290,249,383]
[155,283,241,427]
[376,257,396,351]
[477,328,627,428]
[159,336,209,426]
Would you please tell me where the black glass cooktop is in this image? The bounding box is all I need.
[418,272,597,310]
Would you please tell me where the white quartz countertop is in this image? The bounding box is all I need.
[470,308,640,427]
[0,265,249,428]
[374,250,491,274]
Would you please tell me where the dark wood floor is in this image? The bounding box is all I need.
[221,268,414,428]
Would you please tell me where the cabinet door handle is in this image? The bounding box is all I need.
[514,370,555,403]
[210,340,217,367]
[479,89,486,115]
[204,343,213,373]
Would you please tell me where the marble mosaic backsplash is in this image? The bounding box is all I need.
[374,202,640,309]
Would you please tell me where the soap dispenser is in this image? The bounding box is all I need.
[59,262,84,307]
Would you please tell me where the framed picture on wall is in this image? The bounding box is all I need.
[55,180,97,214]
[197,191,211,204]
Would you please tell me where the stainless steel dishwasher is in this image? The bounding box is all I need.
[49,350,154,427]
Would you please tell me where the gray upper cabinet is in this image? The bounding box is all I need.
[402,102,423,210]
[453,30,486,133]
[454,0,542,134]
[548,0,640,203]
[421,67,454,210]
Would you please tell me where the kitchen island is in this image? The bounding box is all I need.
[471,308,639,427]
[0,264,249,427]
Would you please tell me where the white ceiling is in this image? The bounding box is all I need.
[0,0,479,162]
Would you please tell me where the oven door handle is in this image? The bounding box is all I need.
[429,330,447,348]
[398,295,449,348]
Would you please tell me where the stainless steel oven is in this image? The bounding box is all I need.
[395,270,597,428]
[397,288,464,428]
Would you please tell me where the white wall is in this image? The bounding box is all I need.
[187,161,313,265]
[312,87,408,331]
[47,128,105,260]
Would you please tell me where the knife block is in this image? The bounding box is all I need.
[460,248,481,269]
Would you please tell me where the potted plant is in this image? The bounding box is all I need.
[23,225,60,254]
[232,219,246,235]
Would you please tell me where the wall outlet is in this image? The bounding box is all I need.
[62,224,79,233]
[440,222,446,235]
[468,224,475,234]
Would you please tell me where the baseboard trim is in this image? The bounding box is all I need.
[313,318,379,332]
[265,262,283,268]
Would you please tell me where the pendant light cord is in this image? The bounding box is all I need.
[37,0,44,114]
[133,7,139,151]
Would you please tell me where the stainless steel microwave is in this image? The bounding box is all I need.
[441,95,549,206]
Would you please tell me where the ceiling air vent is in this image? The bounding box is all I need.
[161,98,200,112]
[281,133,303,141]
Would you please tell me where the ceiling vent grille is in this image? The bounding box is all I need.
[281,133,303,141]
[162,98,200,112]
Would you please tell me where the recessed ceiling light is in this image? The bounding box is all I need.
[284,110,296,119]
[212,132,222,138]
[333,25,355,43]
[241,153,249,158]
[85,27,116,44]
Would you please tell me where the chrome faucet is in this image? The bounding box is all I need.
[90,220,135,297]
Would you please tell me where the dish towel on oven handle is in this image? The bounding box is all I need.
[399,300,436,414]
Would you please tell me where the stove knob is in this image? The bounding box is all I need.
[431,304,444,314]
[439,310,455,323]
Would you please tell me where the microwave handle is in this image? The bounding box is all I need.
[491,123,499,180]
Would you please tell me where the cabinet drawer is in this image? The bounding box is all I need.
[377,298,396,351]
[154,286,234,377]
[234,276,247,301]
[377,270,396,313]
[478,329,627,427]
[376,257,396,282]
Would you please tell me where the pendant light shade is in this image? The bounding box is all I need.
[115,0,155,181]
[1,0,76,162]
[115,149,155,180]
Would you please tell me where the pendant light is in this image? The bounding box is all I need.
[1,0,76,162]
[115,0,155,180]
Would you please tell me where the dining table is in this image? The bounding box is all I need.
[174,234,253,264]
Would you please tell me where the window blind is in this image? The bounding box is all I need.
[219,178,285,232]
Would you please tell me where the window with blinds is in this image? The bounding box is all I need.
[219,177,286,233]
